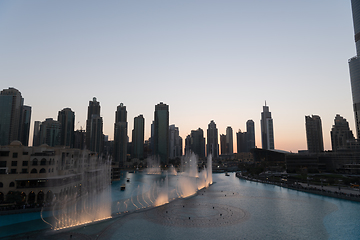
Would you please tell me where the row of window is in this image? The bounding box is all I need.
[0,168,54,174]
[0,159,56,167]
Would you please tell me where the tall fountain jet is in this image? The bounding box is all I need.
[349,0,360,139]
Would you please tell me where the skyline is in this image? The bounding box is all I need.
[0,1,356,152]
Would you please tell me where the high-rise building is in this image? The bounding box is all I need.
[86,97,103,154]
[236,130,247,153]
[305,115,324,153]
[132,114,144,159]
[58,108,75,147]
[261,103,274,150]
[207,120,219,157]
[169,124,182,159]
[74,129,86,150]
[113,103,127,167]
[185,128,205,158]
[0,87,31,146]
[39,118,61,147]
[32,121,41,147]
[153,102,169,165]
[246,120,255,151]
[349,0,360,138]
[226,126,233,154]
[330,114,355,151]
[220,134,227,155]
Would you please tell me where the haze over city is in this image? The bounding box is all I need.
[0,0,355,152]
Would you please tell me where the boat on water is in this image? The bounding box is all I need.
[120,184,126,191]
[127,178,130,182]
[225,172,230,176]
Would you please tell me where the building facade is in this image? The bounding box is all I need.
[330,114,355,151]
[153,102,169,165]
[169,124,182,159]
[349,0,360,138]
[226,126,233,154]
[86,98,103,154]
[113,103,128,167]
[207,120,219,158]
[260,103,274,150]
[132,114,144,159]
[236,130,247,153]
[246,120,255,151]
[305,115,324,153]
[58,108,75,147]
[0,87,31,146]
[39,118,62,147]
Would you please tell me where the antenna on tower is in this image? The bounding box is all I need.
[265,100,267,106]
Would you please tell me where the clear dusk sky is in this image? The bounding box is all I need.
[0,0,356,153]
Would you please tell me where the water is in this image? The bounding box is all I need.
[1,172,360,239]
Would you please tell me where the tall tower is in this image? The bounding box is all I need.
[132,114,144,159]
[58,108,75,147]
[305,115,324,153]
[246,120,255,151]
[39,118,62,147]
[207,120,219,157]
[188,128,205,158]
[236,129,247,153]
[114,103,128,167]
[226,126,233,154]
[220,134,227,155]
[330,114,355,151]
[349,0,360,138]
[153,102,169,165]
[0,87,31,146]
[261,103,274,150]
[86,97,103,154]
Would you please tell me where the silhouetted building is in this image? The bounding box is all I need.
[246,120,255,151]
[169,124,182,159]
[261,103,274,150]
[226,126,233,154]
[39,118,61,147]
[349,0,360,138]
[0,87,31,146]
[153,102,169,165]
[113,103,127,167]
[132,115,144,159]
[331,114,355,151]
[186,128,205,158]
[86,97,103,154]
[74,129,86,149]
[236,130,247,153]
[32,121,41,147]
[58,108,75,147]
[207,120,219,157]
[220,134,227,155]
[305,115,324,153]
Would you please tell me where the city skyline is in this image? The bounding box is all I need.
[0,1,356,152]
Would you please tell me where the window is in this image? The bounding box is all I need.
[23,152,28,155]
[32,159,38,166]
[11,161,17,166]
[40,159,46,166]
[39,168,46,173]
[21,169,28,174]
[0,182,3,187]
[31,168,37,173]
[0,169,6,174]
[0,161,6,167]
[0,151,9,156]
[10,169,16,174]
[9,182,15,187]
[22,161,28,166]
[12,152,18,158]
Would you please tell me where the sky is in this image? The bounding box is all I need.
[0,0,356,153]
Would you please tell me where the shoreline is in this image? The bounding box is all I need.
[235,172,360,203]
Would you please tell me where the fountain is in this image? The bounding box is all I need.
[146,156,162,175]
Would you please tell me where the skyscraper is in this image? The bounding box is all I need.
[0,87,31,146]
[32,121,41,147]
[236,130,247,153]
[132,114,144,159]
[169,124,182,159]
[207,120,219,157]
[246,120,255,151]
[153,102,169,165]
[58,108,75,147]
[113,103,127,167]
[220,134,227,155]
[349,0,360,138]
[305,115,324,153]
[330,114,355,151]
[226,126,233,154]
[39,118,61,147]
[261,103,274,150]
[86,97,103,154]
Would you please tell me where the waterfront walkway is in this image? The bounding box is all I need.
[236,173,360,202]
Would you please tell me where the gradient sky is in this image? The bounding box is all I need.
[0,0,356,153]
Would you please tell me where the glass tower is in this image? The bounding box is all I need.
[153,102,169,165]
[349,0,360,138]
